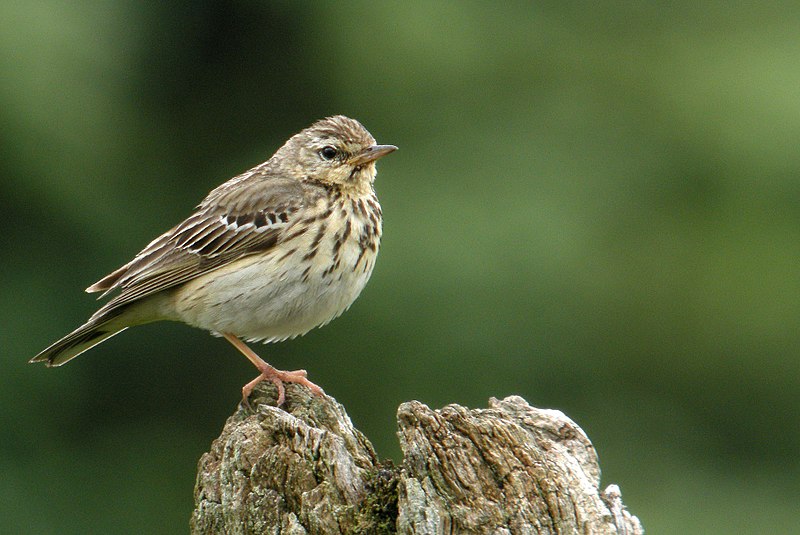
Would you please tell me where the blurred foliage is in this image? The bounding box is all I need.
[3,1,799,533]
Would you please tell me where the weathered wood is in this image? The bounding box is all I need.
[191,386,642,534]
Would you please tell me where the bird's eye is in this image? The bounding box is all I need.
[319,146,338,161]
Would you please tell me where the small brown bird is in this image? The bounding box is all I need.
[31,116,396,406]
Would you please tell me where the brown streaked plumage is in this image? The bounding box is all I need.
[31,115,396,406]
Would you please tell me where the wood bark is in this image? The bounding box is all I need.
[191,385,643,534]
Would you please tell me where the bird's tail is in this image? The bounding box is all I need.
[30,315,128,367]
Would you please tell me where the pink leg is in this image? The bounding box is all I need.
[223,333,324,407]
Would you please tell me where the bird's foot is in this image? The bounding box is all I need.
[242,365,325,408]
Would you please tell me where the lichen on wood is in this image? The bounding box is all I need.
[191,386,642,534]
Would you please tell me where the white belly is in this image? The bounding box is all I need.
[168,234,377,342]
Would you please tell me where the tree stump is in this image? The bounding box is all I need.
[191,385,643,534]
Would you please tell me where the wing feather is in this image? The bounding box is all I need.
[87,175,311,315]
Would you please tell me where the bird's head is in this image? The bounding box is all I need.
[276,115,397,194]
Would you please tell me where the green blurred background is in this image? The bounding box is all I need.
[3,2,799,533]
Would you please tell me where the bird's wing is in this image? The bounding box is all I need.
[87,175,312,314]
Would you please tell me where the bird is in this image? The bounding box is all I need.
[31,115,396,407]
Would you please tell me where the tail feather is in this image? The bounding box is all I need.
[30,320,128,367]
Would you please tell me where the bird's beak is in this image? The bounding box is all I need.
[351,144,398,166]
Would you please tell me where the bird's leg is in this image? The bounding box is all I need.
[222,333,324,407]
